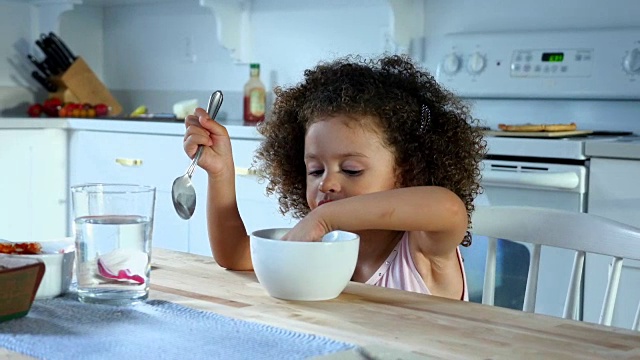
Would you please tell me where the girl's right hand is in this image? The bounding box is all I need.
[281,209,331,242]
[183,107,234,177]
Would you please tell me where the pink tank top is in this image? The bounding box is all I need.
[365,232,469,301]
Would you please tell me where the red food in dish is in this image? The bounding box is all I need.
[0,242,43,255]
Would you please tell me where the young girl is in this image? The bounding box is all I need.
[183,54,486,301]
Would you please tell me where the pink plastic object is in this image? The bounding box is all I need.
[96,249,147,285]
[97,260,145,284]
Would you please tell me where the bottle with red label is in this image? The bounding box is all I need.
[243,63,266,122]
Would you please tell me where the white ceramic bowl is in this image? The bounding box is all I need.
[250,228,359,301]
[16,237,75,299]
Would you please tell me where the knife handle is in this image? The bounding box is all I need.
[35,39,57,73]
[35,39,65,74]
[43,57,61,76]
[31,71,57,92]
[42,36,71,71]
[27,54,49,77]
[48,32,77,63]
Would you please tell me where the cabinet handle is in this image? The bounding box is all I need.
[235,167,259,176]
[116,158,143,167]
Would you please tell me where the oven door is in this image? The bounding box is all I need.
[464,159,587,317]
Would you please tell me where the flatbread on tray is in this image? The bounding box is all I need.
[497,122,577,132]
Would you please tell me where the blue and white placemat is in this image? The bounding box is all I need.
[0,294,354,359]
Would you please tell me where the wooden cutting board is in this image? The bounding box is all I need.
[484,130,593,138]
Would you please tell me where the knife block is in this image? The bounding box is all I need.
[49,57,123,116]
[48,80,79,104]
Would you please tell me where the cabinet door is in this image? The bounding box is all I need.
[68,130,189,253]
[0,129,67,240]
[189,139,297,257]
[585,158,640,329]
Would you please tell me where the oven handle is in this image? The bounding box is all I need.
[481,170,580,190]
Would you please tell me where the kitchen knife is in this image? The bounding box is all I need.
[27,54,50,77]
[48,32,77,64]
[41,35,71,71]
[49,42,72,70]
[35,38,68,73]
[47,39,74,69]
[43,57,61,76]
[31,71,58,92]
[35,39,61,74]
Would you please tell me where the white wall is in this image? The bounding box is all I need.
[250,0,391,88]
[0,2,33,86]
[422,0,640,39]
[59,5,104,80]
[0,2,37,113]
[94,0,391,117]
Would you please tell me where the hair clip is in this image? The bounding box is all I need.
[420,104,431,132]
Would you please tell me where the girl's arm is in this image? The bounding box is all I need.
[285,186,468,256]
[184,108,252,270]
[205,165,253,270]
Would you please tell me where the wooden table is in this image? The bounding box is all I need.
[2,248,640,359]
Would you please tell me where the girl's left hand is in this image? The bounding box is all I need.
[281,213,331,242]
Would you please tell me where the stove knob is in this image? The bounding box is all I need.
[623,48,640,74]
[467,52,487,75]
[441,53,461,75]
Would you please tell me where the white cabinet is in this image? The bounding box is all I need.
[1,121,300,258]
[68,130,189,253]
[585,158,640,329]
[0,128,67,240]
[188,138,296,256]
[68,129,295,258]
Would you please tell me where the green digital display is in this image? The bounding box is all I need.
[541,52,564,62]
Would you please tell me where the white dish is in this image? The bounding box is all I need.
[9,237,75,299]
[250,229,359,301]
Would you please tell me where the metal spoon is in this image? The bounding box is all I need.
[172,90,224,220]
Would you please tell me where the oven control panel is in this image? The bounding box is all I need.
[510,49,594,78]
[433,28,640,99]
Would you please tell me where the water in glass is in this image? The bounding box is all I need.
[75,214,152,305]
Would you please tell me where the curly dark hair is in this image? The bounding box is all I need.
[254,54,486,246]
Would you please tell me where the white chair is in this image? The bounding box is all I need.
[471,205,640,331]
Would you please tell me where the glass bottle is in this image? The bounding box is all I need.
[243,63,266,122]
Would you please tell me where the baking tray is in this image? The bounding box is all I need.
[484,130,594,138]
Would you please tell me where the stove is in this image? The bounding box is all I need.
[485,133,636,161]
[432,27,640,327]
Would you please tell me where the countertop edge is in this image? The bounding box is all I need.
[584,135,640,160]
[0,117,263,140]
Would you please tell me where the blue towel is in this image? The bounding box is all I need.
[0,294,354,359]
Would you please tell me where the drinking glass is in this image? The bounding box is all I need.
[71,184,156,305]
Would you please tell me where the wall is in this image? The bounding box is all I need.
[59,5,104,81]
[0,2,37,115]
[0,2,34,85]
[97,0,391,119]
[421,0,640,132]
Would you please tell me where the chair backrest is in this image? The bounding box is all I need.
[471,205,640,331]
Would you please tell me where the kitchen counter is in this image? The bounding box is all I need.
[8,118,636,154]
[3,248,638,359]
[0,117,263,140]
[585,135,640,160]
